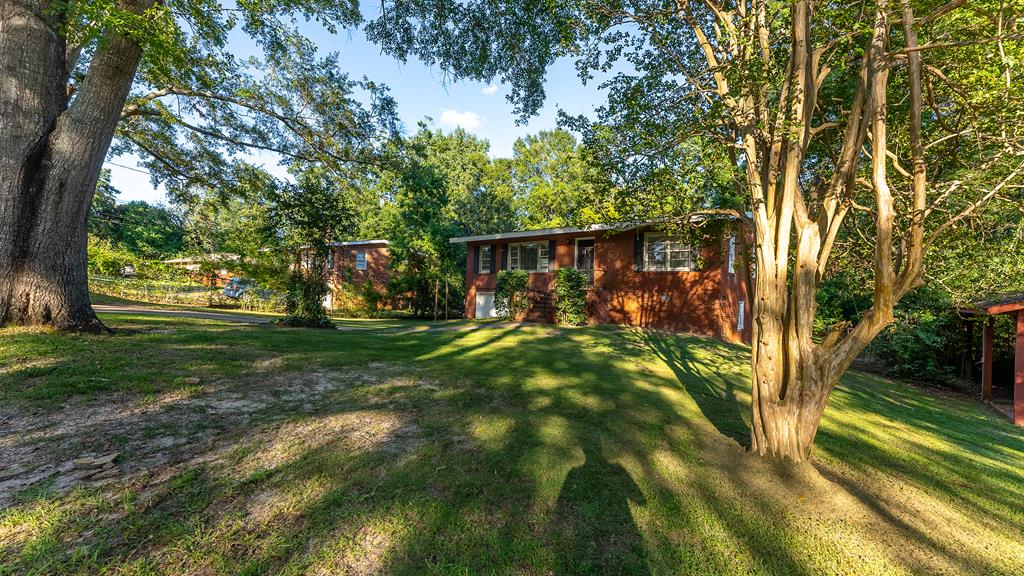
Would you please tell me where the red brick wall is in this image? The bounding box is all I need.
[463,228,751,344]
[331,244,390,293]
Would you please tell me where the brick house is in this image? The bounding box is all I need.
[450,221,751,344]
[323,240,390,308]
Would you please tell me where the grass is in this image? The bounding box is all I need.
[0,314,1022,575]
[89,292,446,330]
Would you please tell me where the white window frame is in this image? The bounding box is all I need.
[355,251,367,271]
[737,299,746,331]
[728,235,736,275]
[574,237,595,271]
[643,233,695,272]
[478,245,493,274]
[508,241,549,273]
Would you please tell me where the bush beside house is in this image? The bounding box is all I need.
[555,268,588,326]
[495,269,530,320]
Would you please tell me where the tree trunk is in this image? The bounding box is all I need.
[0,1,146,331]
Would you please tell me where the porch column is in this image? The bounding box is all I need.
[1015,310,1024,426]
[982,317,994,401]
[964,318,974,380]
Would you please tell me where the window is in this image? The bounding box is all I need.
[327,251,335,271]
[355,252,367,271]
[478,245,493,274]
[737,299,746,331]
[728,235,736,275]
[509,242,549,272]
[644,233,694,271]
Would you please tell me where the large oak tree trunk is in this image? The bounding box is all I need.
[0,0,145,331]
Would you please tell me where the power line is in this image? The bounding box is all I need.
[104,160,152,176]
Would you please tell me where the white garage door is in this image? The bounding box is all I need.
[475,291,497,318]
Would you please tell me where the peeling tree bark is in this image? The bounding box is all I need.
[683,0,935,461]
[0,0,148,331]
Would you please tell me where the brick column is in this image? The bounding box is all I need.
[983,317,994,401]
[1015,310,1024,426]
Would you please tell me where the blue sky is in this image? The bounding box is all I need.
[107,24,608,205]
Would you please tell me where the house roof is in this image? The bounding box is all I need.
[164,253,239,264]
[328,239,389,247]
[449,223,631,244]
[447,215,737,244]
[964,292,1024,316]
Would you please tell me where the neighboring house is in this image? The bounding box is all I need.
[163,253,240,287]
[450,221,751,343]
[324,240,390,308]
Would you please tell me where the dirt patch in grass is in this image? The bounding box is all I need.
[0,362,428,508]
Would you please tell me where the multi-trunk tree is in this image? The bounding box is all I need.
[367,0,1024,460]
[0,0,396,331]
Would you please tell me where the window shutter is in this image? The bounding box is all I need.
[473,245,480,274]
[634,232,644,272]
[548,240,556,271]
[692,243,701,271]
[501,243,509,270]
[489,244,497,273]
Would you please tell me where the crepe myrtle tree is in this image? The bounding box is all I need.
[366,0,1024,460]
[0,0,398,331]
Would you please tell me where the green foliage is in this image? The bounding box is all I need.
[87,235,186,281]
[281,269,333,329]
[115,201,185,259]
[360,280,383,317]
[495,269,530,321]
[87,235,139,278]
[89,170,185,260]
[382,129,470,318]
[554,268,588,326]
[507,129,605,228]
[271,167,358,327]
[867,304,962,387]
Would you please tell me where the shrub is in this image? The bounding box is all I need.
[281,269,334,328]
[495,269,530,320]
[555,268,588,326]
[87,235,140,277]
[867,306,962,386]
[360,281,383,317]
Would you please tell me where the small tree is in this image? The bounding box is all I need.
[554,268,588,326]
[282,266,333,328]
[495,269,530,321]
[272,167,357,329]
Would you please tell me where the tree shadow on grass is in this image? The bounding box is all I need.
[636,329,751,449]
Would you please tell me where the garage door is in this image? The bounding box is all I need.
[475,291,497,318]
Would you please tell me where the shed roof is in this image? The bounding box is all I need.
[965,292,1024,316]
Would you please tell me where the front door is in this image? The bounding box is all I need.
[575,238,595,283]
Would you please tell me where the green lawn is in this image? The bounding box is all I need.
[1,315,1022,575]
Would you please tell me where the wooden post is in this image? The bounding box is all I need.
[445,281,449,321]
[433,279,439,321]
[963,318,974,380]
[1015,310,1024,426]
[983,317,994,401]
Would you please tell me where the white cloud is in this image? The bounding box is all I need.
[439,109,482,132]
[481,84,498,95]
